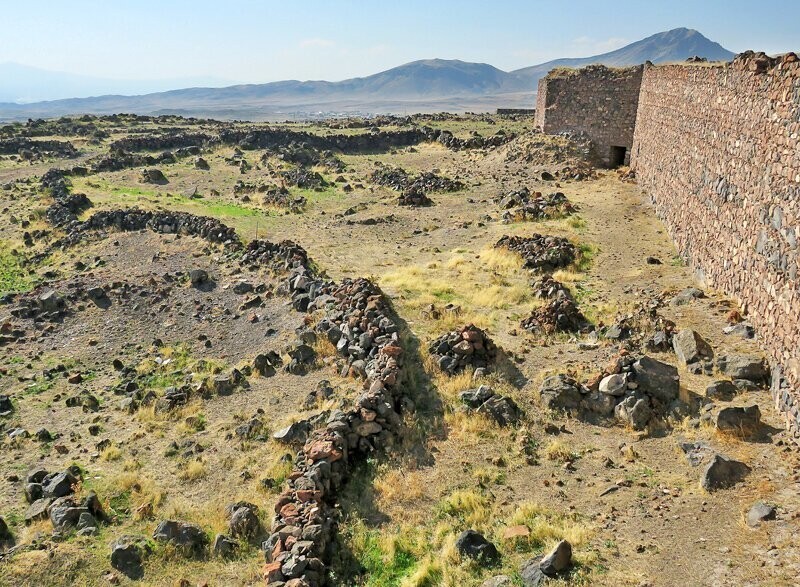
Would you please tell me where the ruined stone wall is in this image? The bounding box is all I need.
[534,65,643,166]
[631,52,800,437]
[496,108,536,116]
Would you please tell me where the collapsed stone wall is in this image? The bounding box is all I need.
[0,137,78,158]
[534,65,643,166]
[631,52,800,438]
[496,108,535,116]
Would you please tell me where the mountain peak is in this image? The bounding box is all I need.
[511,27,734,83]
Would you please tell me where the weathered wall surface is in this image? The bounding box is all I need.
[631,52,800,437]
[534,65,643,166]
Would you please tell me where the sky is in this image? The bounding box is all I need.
[2,0,799,84]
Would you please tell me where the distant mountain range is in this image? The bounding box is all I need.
[0,62,236,105]
[0,28,734,121]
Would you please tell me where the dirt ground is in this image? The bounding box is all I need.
[0,115,798,587]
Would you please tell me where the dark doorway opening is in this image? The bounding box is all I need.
[609,145,627,168]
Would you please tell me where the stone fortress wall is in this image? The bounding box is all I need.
[534,65,644,166]
[537,51,800,438]
[631,52,800,438]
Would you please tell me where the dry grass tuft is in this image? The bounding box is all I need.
[313,335,337,360]
[439,489,493,530]
[507,501,594,550]
[101,445,122,461]
[375,466,426,509]
[544,439,578,463]
[180,459,207,481]
[552,269,584,284]
[444,409,498,442]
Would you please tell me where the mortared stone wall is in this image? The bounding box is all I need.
[534,65,644,166]
[631,52,800,438]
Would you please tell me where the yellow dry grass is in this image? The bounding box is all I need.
[101,445,122,461]
[107,471,166,514]
[544,439,578,463]
[380,247,528,333]
[179,459,207,481]
[374,466,426,509]
[506,501,594,550]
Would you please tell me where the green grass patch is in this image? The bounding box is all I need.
[135,343,224,393]
[198,201,261,217]
[23,378,57,396]
[670,254,687,267]
[108,490,132,517]
[431,287,456,302]
[104,184,160,199]
[341,522,419,587]
[78,179,266,220]
[566,215,588,231]
[0,243,36,295]
[295,185,342,204]
[575,243,598,272]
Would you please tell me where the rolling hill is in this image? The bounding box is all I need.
[0,28,735,121]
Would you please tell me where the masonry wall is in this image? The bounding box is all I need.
[534,65,643,166]
[631,52,800,436]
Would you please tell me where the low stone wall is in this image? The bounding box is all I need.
[263,272,408,586]
[534,65,643,166]
[496,108,535,116]
[0,137,78,158]
[631,52,800,438]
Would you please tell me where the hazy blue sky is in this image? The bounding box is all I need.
[3,0,799,82]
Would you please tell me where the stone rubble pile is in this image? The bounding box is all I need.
[240,239,313,275]
[22,467,106,536]
[531,275,570,299]
[541,353,682,431]
[495,234,577,271]
[371,166,465,193]
[113,364,249,414]
[262,187,307,213]
[495,189,576,222]
[280,167,328,190]
[435,129,512,151]
[56,208,239,249]
[429,324,498,375]
[397,187,433,207]
[459,385,522,426]
[108,132,213,153]
[262,145,344,171]
[597,298,677,350]
[140,168,168,184]
[520,292,587,334]
[220,126,431,154]
[89,150,176,173]
[41,168,93,229]
[9,290,66,322]
[501,131,597,180]
[0,137,78,159]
